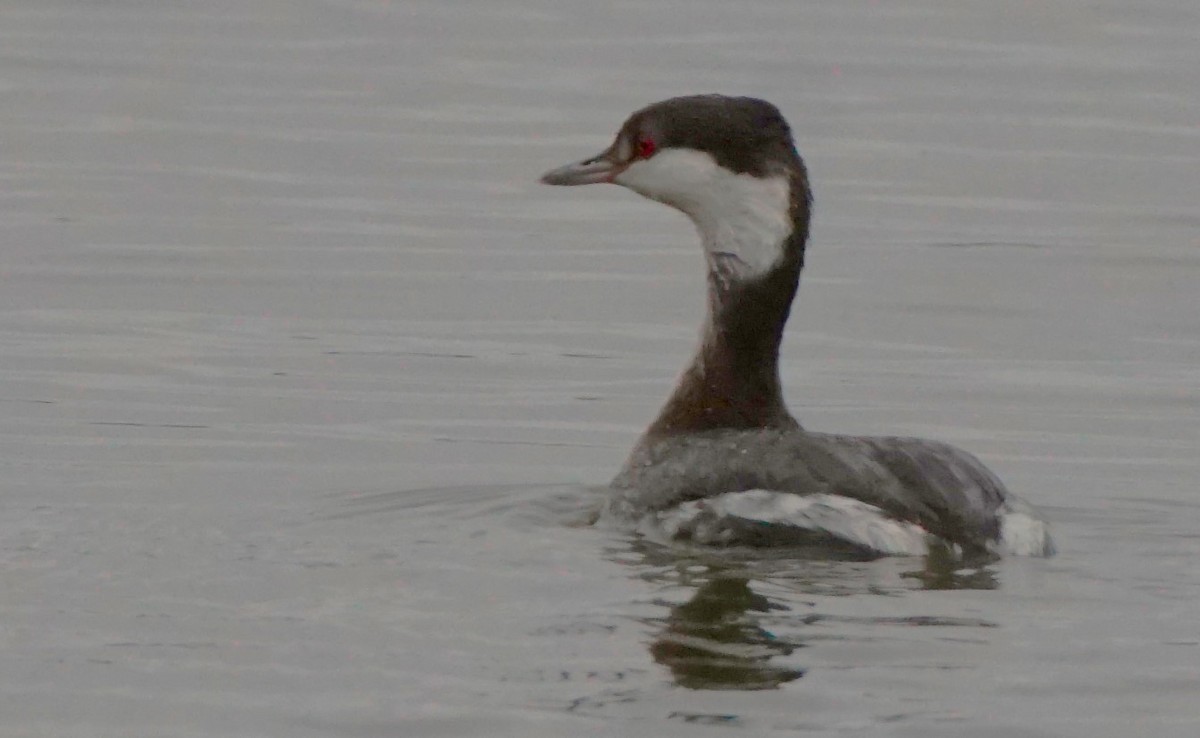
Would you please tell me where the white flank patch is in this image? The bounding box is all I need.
[614,149,793,279]
[645,490,931,556]
[996,509,1057,557]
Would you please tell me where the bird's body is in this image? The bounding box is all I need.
[541,95,1053,556]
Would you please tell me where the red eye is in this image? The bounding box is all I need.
[636,138,657,159]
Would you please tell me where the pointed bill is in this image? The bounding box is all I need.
[540,149,624,186]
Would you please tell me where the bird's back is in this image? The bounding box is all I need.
[609,428,1051,555]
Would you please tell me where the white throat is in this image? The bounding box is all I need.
[614,148,794,279]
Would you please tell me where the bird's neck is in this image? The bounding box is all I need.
[645,218,808,439]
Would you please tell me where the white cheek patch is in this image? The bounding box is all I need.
[614,137,632,162]
[614,148,793,279]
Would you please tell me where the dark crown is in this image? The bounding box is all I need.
[618,95,801,178]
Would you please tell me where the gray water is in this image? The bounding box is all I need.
[2,1,1198,735]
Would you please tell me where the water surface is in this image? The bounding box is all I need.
[2,1,1198,736]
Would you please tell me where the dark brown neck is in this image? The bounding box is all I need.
[645,226,807,438]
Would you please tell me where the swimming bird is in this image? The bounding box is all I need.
[541,95,1053,556]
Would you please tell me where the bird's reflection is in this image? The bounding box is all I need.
[618,538,998,691]
[903,540,999,590]
[648,574,804,690]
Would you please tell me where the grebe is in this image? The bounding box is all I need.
[541,95,1053,557]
